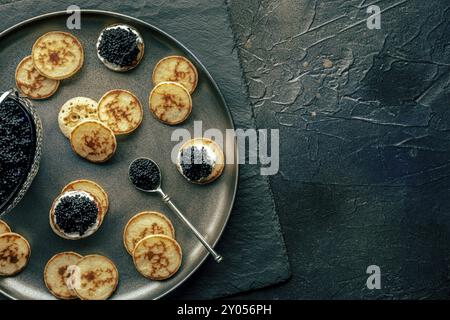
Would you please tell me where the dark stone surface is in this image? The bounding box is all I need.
[229,0,450,299]
[0,0,290,299]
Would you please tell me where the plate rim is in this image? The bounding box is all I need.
[0,9,239,300]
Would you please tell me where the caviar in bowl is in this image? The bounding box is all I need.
[0,89,43,217]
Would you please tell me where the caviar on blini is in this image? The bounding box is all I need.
[179,146,213,182]
[98,27,141,68]
[54,192,99,236]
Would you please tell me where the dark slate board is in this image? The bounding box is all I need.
[0,0,290,299]
[229,0,450,299]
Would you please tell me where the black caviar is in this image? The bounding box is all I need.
[180,146,213,182]
[98,26,141,67]
[0,98,36,208]
[54,193,98,235]
[129,158,161,191]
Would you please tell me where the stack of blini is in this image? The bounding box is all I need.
[58,89,143,163]
[0,220,31,277]
[123,211,182,280]
[149,55,198,125]
[15,31,84,99]
[44,252,118,300]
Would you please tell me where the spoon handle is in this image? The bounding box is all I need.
[158,189,223,263]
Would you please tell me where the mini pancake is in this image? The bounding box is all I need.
[58,97,99,138]
[152,56,198,94]
[123,211,175,255]
[44,251,83,299]
[177,138,225,184]
[0,220,11,235]
[133,235,182,280]
[70,120,117,163]
[98,89,143,135]
[15,55,60,99]
[49,190,103,240]
[74,255,119,300]
[32,31,84,80]
[149,81,192,125]
[0,232,31,276]
[62,180,109,219]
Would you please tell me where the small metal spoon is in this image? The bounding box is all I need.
[129,157,223,263]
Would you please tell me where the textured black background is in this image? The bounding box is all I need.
[1,0,450,299]
[230,0,450,299]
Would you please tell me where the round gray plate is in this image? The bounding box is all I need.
[0,10,237,300]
